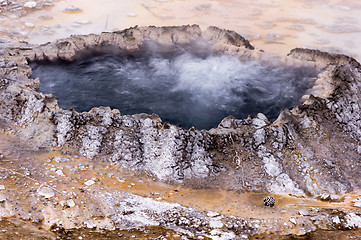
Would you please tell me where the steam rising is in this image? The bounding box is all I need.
[30,46,317,129]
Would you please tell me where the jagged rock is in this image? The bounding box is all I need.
[0,25,360,199]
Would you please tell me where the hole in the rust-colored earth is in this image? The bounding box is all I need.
[30,42,319,129]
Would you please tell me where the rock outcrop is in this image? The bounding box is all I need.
[1,25,360,197]
[0,25,361,238]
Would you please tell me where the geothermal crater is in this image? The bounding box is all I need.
[30,42,318,129]
[0,25,361,239]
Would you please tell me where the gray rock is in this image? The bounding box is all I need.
[0,25,360,197]
[263,196,275,207]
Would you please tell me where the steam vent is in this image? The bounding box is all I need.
[0,25,361,239]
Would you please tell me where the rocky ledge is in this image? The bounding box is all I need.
[0,25,360,238]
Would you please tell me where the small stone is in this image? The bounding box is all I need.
[55,170,65,176]
[287,25,304,31]
[320,193,331,201]
[84,180,95,186]
[79,165,86,171]
[333,216,341,224]
[330,195,340,201]
[143,3,156,8]
[0,194,6,202]
[43,1,54,6]
[207,211,220,217]
[289,218,297,224]
[39,15,53,20]
[84,220,96,228]
[24,1,37,8]
[38,186,55,198]
[263,196,275,207]
[71,23,81,28]
[352,197,361,208]
[298,210,309,216]
[24,22,35,28]
[159,14,174,19]
[74,19,90,25]
[209,219,224,229]
[0,185,5,190]
[126,12,137,17]
[64,5,82,13]
[67,199,75,207]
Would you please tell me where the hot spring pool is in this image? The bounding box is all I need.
[30,44,318,129]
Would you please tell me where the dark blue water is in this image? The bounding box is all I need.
[30,48,317,129]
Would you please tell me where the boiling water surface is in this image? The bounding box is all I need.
[31,47,317,129]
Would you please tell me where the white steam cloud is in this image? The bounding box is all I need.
[31,49,317,129]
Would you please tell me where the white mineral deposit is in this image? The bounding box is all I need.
[0,0,360,239]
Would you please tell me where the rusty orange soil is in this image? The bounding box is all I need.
[0,128,359,222]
